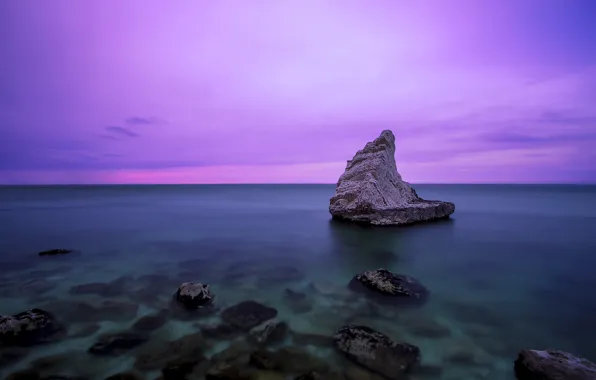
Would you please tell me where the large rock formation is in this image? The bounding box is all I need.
[329,130,455,225]
[514,349,596,380]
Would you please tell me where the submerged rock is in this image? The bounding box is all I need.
[88,332,149,356]
[329,130,455,225]
[249,321,289,346]
[175,282,215,310]
[283,289,313,314]
[221,301,278,331]
[348,268,429,305]
[333,325,420,380]
[0,309,65,346]
[131,311,168,332]
[514,349,596,380]
[38,249,74,256]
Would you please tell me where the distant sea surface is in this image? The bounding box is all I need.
[1,184,596,379]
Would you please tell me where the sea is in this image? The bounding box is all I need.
[0,184,595,380]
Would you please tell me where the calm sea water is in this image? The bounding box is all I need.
[1,184,595,379]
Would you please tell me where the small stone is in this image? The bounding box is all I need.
[175,282,215,310]
[221,301,278,331]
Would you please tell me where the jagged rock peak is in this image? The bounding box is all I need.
[329,129,455,225]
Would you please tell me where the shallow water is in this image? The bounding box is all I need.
[1,184,595,379]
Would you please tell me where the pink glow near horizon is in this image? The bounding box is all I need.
[1,0,596,184]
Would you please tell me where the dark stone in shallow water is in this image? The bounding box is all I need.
[132,311,168,332]
[514,349,596,380]
[0,308,65,346]
[333,325,420,380]
[248,321,289,346]
[88,332,149,356]
[38,249,74,256]
[134,332,206,371]
[175,282,215,310]
[283,289,313,314]
[221,301,278,330]
[348,268,429,306]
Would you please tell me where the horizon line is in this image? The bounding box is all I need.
[1,182,595,186]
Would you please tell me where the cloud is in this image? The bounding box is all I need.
[104,126,139,138]
[125,116,161,126]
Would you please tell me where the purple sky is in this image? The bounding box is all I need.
[1,0,596,184]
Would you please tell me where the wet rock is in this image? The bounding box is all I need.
[0,308,65,346]
[257,267,305,286]
[514,349,596,380]
[221,301,278,331]
[38,249,74,256]
[329,130,455,225]
[132,311,168,332]
[333,325,420,380]
[249,322,289,346]
[69,323,101,338]
[283,289,313,314]
[88,331,149,355]
[174,282,215,310]
[134,332,207,371]
[104,372,145,380]
[348,269,429,306]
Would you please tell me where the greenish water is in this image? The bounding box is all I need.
[1,184,595,379]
